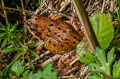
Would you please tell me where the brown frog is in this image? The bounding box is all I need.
[26,15,84,54]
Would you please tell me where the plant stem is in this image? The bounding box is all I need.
[1,0,8,25]
[72,0,100,51]
[1,48,27,75]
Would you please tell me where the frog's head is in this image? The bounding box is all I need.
[25,15,39,32]
[25,15,41,40]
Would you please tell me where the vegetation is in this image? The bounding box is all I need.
[0,0,120,79]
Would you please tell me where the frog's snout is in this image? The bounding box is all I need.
[25,19,37,32]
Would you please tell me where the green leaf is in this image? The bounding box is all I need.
[90,13,114,49]
[113,60,120,79]
[0,25,7,31]
[10,24,17,32]
[27,72,35,79]
[27,55,35,70]
[0,32,7,38]
[27,42,44,47]
[118,0,120,18]
[107,47,116,66]
[34,70,42,79]
[10,60,24,77]
[0,47,22,53]
[28,49,40,59]
[7,24,11,31]
[43,64,57,79]
[89,75,104,79]
[88,47,115,75]
[22,71,29,79]
[78,49,94,64]
[1,38,8,48]
[76,42,94,64]
[76,42,85,56]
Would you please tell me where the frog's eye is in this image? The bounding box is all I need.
[30,24,37,32]
[30,26,36,31]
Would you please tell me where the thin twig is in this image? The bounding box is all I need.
[20,0,26,22]
[101,0,105,13]
[34,0,47,15]
[40,54,61,68]
[0,7,33,13]
[1,0,8,25]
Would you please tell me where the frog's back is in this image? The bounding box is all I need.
[27,16,83,54]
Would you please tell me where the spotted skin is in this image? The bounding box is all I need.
[26,15,84,54]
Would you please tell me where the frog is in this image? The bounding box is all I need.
[26,15,84,54]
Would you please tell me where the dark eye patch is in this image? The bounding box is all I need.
[46,34,50,37]
[57,26,61,30]
[61,45,64,47]
[54,32,57,35]
[48,40,51,43]
[73,41,76,44]
[66,42,68,44]
[64,38,68,41]
[58,35,61,37]
[49,24,54,26]
[42,29,44,31]
[57,40,60,43]
[73,36,77,39]
[47,28,51,32]
[76,39,81,42]
[63,30,67,33]
[53,44,56,47]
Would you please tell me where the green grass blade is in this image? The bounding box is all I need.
[27,42,44,47]
[1,38,8,48]
[0,32,7,38]
[0,47,22,53]
[27,55,35,70]
[28,49,40,59]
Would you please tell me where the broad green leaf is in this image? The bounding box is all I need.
[113,60,120,79]
[0,32,7,38]
[89,75,104,79]
[27,72,35,79]
[90,13,114,49]
[10,60,24,77]
[34,70,42,79]
[76,42,94,64]
[78,49,94,64]
[0,47,22,53]
[88,47,115,76]
[27,42,44,47]
[43,64,57,79]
